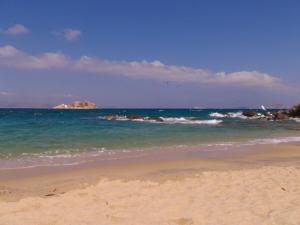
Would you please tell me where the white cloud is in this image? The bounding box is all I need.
[0,91,11,96]
[54,29,82,41]
[2,24,29,35]
[73,56,281,88]
[0,45,69,69]
[0,45,291,89]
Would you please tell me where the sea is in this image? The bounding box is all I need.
[0,108,299,170]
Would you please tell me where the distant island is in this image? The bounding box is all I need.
[53,101,97,109]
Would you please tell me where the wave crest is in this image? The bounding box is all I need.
[101,115,222,125]
[159,117,222,125]
[209,112,247,119]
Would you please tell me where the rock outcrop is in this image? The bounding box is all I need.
[240,102,300,121]
[104,115,164,122]
[273,111,290,120]
[53,101,97,109]
[126,115,144,120]
[242,111,257,117]
[288,103,300,118]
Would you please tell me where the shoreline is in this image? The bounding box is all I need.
[1,142,300,200]
[1,143,300,224]
[1,135,300,171]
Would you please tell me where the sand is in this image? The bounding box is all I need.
[0,144,300,225]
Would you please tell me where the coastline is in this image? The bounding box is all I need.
[1,1,300,224]
[0,142,300,197]
[1,143,300,224]
[1,134,300,171]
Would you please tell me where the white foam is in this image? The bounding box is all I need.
[209,112,226,118]
[227,112,247,119]
[102,115,222,125]
[209,111,247,119]
[246,136,300,145]
[1,135,300,170]
[292,118,300,123]
[0,161,84,171]
[159,117,223,125]
[209,112,300,122]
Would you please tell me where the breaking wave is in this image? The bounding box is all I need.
[245,136,300,145]
[158,117,223,125]
[209,112,247,119]
[209,112,300,122]
[100,115,223,125]
[292,118,300,123]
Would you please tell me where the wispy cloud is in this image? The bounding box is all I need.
[74,57,282,88]
[0,91,12,96]
[0,45,294,90]
[0,45,68,69]
[2,24,29,35]
[54,29,82,41]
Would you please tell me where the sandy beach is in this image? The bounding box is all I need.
[0,144,300,225]
[1,0,300,224]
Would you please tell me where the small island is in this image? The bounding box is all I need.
[53,101,97,109]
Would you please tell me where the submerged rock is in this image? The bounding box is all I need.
[151,117,164,122]
[105,115,119,120]
[126,115,144,120]
[103,114,164,122]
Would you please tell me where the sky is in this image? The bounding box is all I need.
[0,0,299,108]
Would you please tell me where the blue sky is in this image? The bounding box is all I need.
[0,0,299,108]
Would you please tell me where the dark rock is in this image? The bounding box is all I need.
[126,115,144,120]
[242,111,257,117]
[274,111,289,120]
[288,103,300,118]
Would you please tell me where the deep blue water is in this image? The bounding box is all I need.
[0,108,299,162]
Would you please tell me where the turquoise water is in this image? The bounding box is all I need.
[0,109,299,168]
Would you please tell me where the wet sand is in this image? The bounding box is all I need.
[0,143,300,225]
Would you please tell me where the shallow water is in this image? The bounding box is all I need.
[0,108,299,169]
